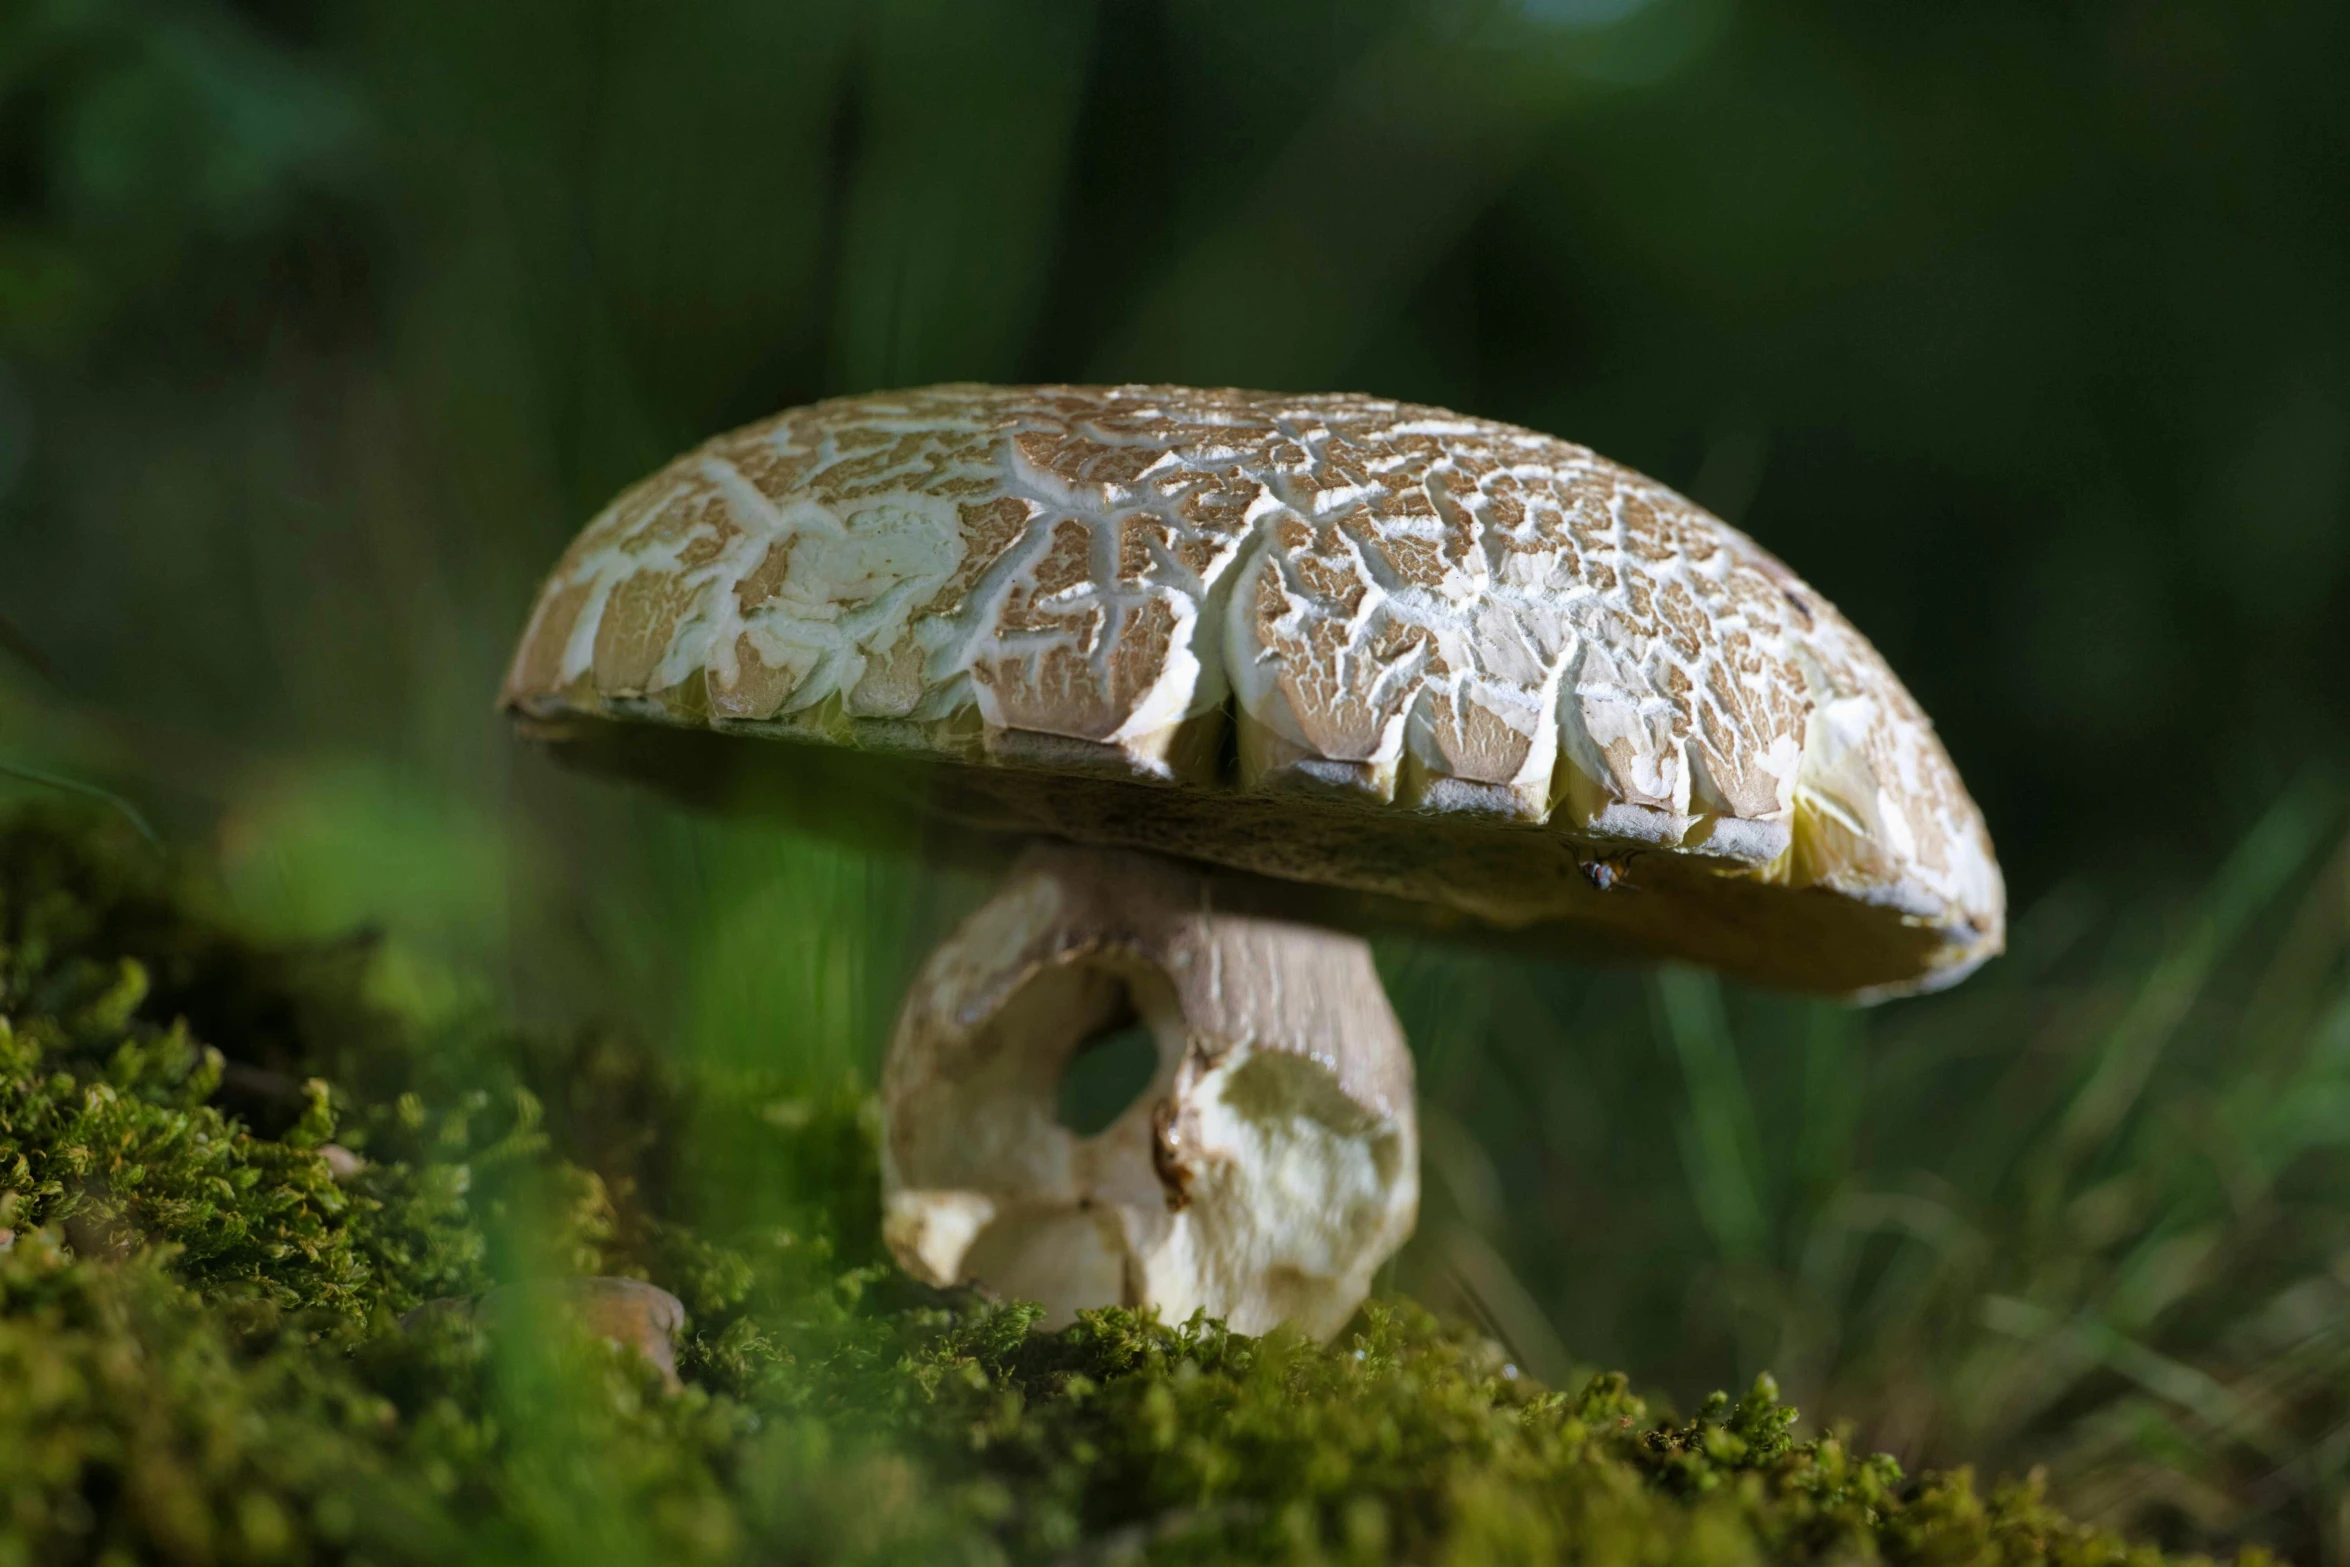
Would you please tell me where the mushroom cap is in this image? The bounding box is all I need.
[502,384,2002,998]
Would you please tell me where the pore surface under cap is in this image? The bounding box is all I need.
[501,383,2003,998]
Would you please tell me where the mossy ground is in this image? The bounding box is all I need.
[0,809,2268,1565]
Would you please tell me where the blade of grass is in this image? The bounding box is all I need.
[2054,779,2337,1168]
[0,756,162,849]
[1654,965,1768,1264]
[1981,1293,2296,1470]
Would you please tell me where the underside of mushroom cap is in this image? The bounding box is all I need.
[501,383,2004,999]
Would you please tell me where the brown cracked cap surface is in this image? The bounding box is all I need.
[502,383,2004,998]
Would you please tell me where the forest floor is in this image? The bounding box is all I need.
[0,807,2272,1565]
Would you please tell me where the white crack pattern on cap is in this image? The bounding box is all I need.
[504,384,2003,994]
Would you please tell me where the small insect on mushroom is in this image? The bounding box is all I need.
[1149,1097,1192,1212]
[1579,854,1634,892]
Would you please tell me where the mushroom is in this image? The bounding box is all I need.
[499,384,2003,1338]
[882,842,1414,1338]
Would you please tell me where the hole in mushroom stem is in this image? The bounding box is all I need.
[1055,999,1160,1137]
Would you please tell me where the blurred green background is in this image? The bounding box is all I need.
[3,0,2348,1556]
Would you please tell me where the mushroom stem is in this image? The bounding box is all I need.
[879,843,1419,1341]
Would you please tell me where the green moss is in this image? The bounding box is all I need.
[0,807,2273,1565]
